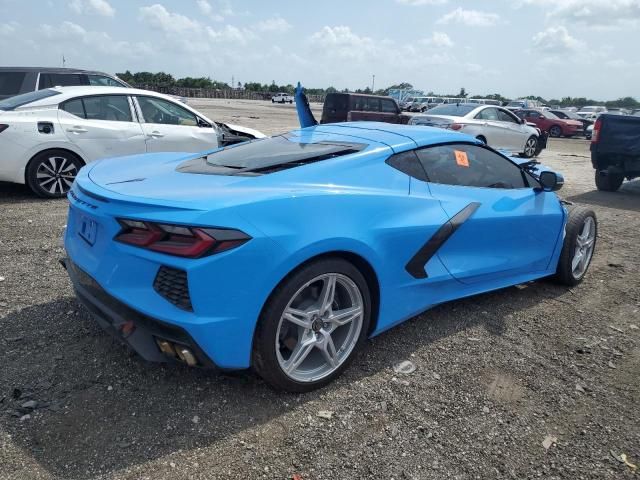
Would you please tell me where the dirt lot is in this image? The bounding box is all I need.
[1,100,639,480]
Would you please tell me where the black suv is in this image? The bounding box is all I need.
[0,67,129,100]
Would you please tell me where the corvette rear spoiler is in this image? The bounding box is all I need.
[295,82,318,128]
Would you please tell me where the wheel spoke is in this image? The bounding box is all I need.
[39,176,56,186]
[320,334,338,368]
[40,164,56,176]
[329,305,362,327]
[318,274,337,314]
[56,158,68,174]
[572,251,583,271]
[48,157,58,172]
[60,162,76,173]
[283,338,315,374]
[282,308,312,329]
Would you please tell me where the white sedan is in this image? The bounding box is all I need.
[409,104,542,158]
[0,86,264,198]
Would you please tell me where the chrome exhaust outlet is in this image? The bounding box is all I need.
[176,347,198,367]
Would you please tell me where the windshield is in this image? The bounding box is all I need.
[580,107,600,112]
[507,101,524,107]
[426,104,477,117]
[202,134,367,172]
[542,111,559,119]
[0,89,61,111]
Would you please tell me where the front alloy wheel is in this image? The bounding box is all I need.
[253,258,371,392]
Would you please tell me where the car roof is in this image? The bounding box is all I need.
[299,122,478,151]
[20,86,173,107]
[0,66,117,75]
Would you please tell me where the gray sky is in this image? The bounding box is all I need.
[1,0,638,99]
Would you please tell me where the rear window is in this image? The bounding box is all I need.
[38,73,87,89]
[0,89,61,111]
[324,94,349,112]
[0,72,26,96]
[427,104,477,117]
[177,134,367,175]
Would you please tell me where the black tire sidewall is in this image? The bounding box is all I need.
[523,136,537,158]
[555,206,597,286]
[26,150,82,199]
[253,258,372,392]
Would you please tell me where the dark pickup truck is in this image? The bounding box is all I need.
[591,114,640,191]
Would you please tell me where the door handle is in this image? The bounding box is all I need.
[147,131,164,138]
[66,126,88,134]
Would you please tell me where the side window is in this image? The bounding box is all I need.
[364,97,380,112]
[82,95,133,122]
[497,109,519,124]
[528,111,540,118]
[38,73,86,89]
[137,96,197,126]
[88,75,125,87]
[60,98,85,118]
[416,144,528,189]
[381,99,398,113]
[476,108,499,121]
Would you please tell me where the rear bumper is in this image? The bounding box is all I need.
[61,257,218,369]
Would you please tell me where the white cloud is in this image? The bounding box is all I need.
[40,21,151,58]
[520,0,640,29]
[68,0,115,17]
[395,0,448,5]
[196,0,224,22]
[255,17,292,33]
[139,4,255,52]
[309,26,377,60]
[421,31,454,47]
[437,7,500,27]
[0,21,19,35]
[532,25,583,53]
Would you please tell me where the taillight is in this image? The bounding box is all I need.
[0,124,8,134]
[115,219,250,258]
[591,118,602,143]
[450,123,464,131]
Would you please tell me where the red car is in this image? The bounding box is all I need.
[514,109,583,138]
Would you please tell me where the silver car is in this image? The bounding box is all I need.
[409,103,543,157]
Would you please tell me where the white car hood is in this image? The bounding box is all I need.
[222,122,266,139]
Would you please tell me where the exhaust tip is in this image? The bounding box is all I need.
[176,347,198,367]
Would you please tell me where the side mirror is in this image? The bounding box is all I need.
[520,118,526,124]
[538,171,562,192]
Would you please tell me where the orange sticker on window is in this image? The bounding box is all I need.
[454,150,469,167]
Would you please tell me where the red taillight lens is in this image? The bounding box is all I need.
[591,118,602,143]
[114,220,250,258]
[449,123,464,131]
[0,124,8,134]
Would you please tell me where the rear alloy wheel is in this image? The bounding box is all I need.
[253,258,371,392]
[553,206,597,286]
[26,150,82,198]
[595,170,624,192]
[549,125,563,137]
[522,136,538,158]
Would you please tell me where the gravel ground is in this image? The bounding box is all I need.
[1,100,639,480]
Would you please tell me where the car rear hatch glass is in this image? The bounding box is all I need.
[0,88,61,111]
[177,134,366,176]
[0,72,26,97]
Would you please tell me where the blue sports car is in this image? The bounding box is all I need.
[62,118,597,391]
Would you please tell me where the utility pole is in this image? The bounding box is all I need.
[231,75,234,89]
[62,54,66,67]
[371,74,375,92]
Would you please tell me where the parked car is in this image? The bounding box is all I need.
[0,86,264,198]
[605,108,630,116]
[505,99,542,110]
[576,106,607,121]
[591,114,640,191]
[549,109,592,133]
[61,120,595,392]
[585,124,594,140]
[399,97,416,111]
[409,104,543,157]
[0,66,189,104]
[0,67,129,101]
[320,93,409,124]
[514,109,583,138]
[271,93,294,104]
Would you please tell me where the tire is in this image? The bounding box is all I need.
[521,136,538,158]
[271,99,275,103]
[549,125,563,138]
[553,206,597,286]
[26,149,83,199]
[475,135,487,145]
[253,258,371,392]
[289,100,293,104]
[595,170,623,192]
